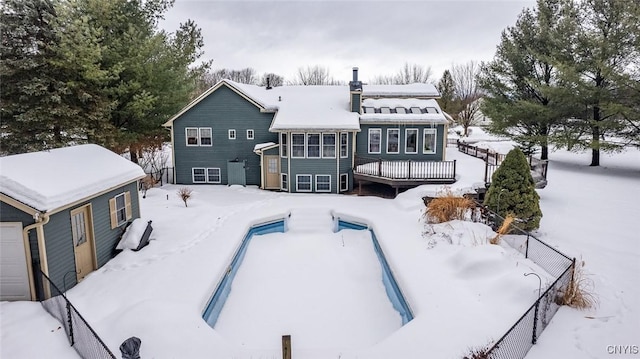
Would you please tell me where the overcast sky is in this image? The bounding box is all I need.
[160,0,537,83]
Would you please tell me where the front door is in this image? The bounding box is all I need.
[71,205,95,282]
[264,155,280,189]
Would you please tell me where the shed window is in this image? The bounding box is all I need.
[307,134,320,158]
[292,134,305,158]
[109,191,132,229]
[322,133,336,158]
[387,129,399,154]
[316,175,331,192]
[368,128,381,154]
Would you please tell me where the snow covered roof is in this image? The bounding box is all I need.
[229,81,360,131]
[362,83,440,98]
[359,98,448,124]
[0,144,146,212]
[253,142,278,153]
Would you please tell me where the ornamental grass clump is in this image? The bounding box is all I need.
[490,214,515,245]
[424,188,475,224]
[560,260,598,310]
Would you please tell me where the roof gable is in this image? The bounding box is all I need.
[0,144,146,212]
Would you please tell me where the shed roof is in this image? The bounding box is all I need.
[0,144,145,212]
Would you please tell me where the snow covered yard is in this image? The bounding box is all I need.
[1,143,639,359]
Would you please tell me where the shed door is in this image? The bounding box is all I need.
[71,206,95,282]
[264,155,280,189]
[227,160,247,186]
[0,222,31,301]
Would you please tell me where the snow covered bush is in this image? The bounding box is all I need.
[483,148,542,231]
[177,187,193,207]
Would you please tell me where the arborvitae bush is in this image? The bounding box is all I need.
[483,148,542,231]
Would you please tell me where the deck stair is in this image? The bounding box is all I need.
[286,208,334,233]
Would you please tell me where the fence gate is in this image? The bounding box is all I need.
[227,160,247,186]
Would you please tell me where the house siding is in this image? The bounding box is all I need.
[172,85,277,185]
[356,123,445,161]
[43,182,140,292]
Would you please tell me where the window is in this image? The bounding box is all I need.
[192,168,206,183]
[363,106,376,114]
[426,107,439,114]
[340,173,348,192]
[368,128,381,154]
[387,129,399,154]
[292,134,305,158]
[322,133,336,158]
[396,107,407,114]
[316,175,331,192]
[340,133,348,158]
[380,107,391,114]
[109,192,132,229]
[246,129,254,140]
[423,129,437,154]
[307,133,320,158]
[406,129,418,154]
[207,168,221,183]
[192,167,221,183]
[280,133,288,157]
[228,129,236,140]
[410,107,422,114]
[186,128,199,146]
[296,174,312,192]
[200,128,212,146]
[281,173,288,191]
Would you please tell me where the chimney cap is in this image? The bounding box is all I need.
[352,66,359,71]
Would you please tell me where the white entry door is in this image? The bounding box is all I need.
[0,222,31,301]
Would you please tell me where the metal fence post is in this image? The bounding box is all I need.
[532,299,540,344]
[525,233,530,258]
[66,301,74,346]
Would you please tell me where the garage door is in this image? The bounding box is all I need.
[0,223,31,301]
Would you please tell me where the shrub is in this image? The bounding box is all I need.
[462,342,494,359]
[177,187,193,207]
[490,214,514,245]
[424,188,475,224]
[559,260,598,310]
[483,148,542,231]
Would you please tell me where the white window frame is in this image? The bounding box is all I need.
[246,129,254,140]
[322,133,336,158]
[114,193,127,226]
[280,133,288,158]
[199,128,212,146]
[423,128,437,154]
[306,133,321,159]
[368,128,382,154]
[340,132,348,158]
[296,174,312,192]
[280,173,288,191]
[315,175,331,192]
[192,167,206,183]
[186,127,199,146]
[339,173,348,192]
[291,133,305,158]
[207,168,221,183]
[386,128,400,154]
[405,128,418,154]
[228,129,236,140]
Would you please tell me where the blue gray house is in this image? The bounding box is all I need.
[164,68,455,194]
[0,144,145,300]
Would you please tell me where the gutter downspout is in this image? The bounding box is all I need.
[22,212,51,300]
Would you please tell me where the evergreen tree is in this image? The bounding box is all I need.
[484,148,542,231]
[437,69,456,114]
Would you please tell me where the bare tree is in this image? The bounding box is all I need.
[259,73,284,87]
[451,61,482,136]
[290,65,343,85]
[370,62,433,84]
[370,74,397,85]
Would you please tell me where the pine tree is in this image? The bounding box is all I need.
[484,148,542,231]
[437,69,456,114]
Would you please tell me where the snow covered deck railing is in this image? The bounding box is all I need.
[354,156,456,183]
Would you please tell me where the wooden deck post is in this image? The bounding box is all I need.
[282,335,291,359]
[377,158,382,177]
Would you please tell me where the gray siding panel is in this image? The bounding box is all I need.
[289,158,340,193]
[356,124,445,161]
[172,85,277,185]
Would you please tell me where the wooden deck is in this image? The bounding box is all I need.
[353,156,457,196]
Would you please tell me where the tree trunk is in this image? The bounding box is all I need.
[590,106,600,167]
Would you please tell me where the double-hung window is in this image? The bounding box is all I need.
[340,133,348,158]
[368,128,381,154]
[405,129,418,154]
[291,134,305,158]
[316,175,331,192]
[387,129,399,154]
[192,167,221,183]
[296,174,312,192]
[199,128,212,146]
[423,129,437,154]
[307,134,320,158]
[186,128,199,146]
[280,133,288,157]
[186,128,212,146]
[322,133,336,158]
[207,168,221,183]
[109,192,132,229]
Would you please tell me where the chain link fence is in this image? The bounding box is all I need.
[35,267,116,359]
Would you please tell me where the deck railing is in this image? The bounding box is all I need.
[354,156,456,181]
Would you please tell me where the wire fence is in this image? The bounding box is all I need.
[35,266,116,359]
[472,207,575,359]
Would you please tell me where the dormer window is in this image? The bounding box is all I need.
[410,107,422,114]
[380,107,391,114]
[363,106,376,114]
[395,107,407,114]
[426,107,438,114]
